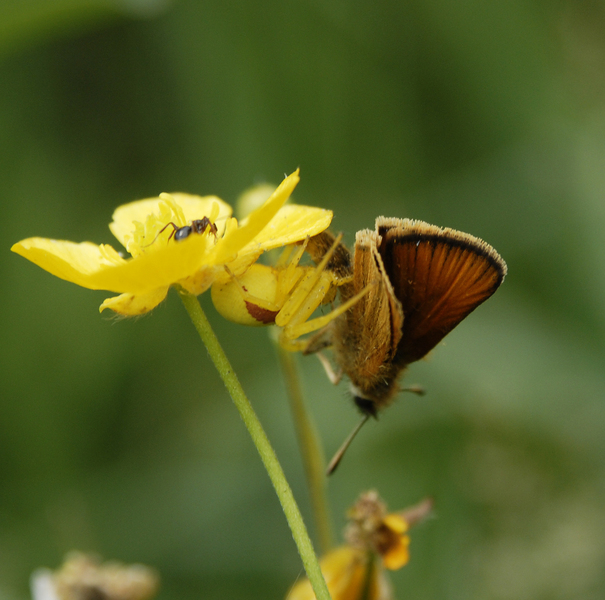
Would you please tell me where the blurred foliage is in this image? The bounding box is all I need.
[2,0,605,599]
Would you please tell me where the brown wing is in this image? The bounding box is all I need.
[377,217,507,366]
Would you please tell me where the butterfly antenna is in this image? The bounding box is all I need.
[326,414,370,475]
[402,384,425,396]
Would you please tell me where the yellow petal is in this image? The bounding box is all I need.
[99,287,169,316]
[381,536,410,571]
[109,194,232,248]
[242,204,333,254]
[382,514,408,534]
[210,169,300,265]
[90,233,221,293]
[11,238,126,289]
[12,233,219,294]
[236,183,277,218]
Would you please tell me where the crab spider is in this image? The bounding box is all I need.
[210,234,370,351]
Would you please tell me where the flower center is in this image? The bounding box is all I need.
[126,194,221,258]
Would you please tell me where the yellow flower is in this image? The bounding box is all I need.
[11,170,333,316]
[286,493,433,600]
[341,490,413,572]
[377,513,410,571]
[287,546,390,600]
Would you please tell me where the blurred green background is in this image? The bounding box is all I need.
[2,0,605,598]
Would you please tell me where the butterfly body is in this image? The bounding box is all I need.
[306,217,507,417]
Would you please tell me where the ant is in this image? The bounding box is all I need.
[145,217,219,247]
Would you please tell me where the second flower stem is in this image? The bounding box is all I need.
[276,344,333,554]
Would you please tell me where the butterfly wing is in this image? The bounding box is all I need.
[377,217,507,366]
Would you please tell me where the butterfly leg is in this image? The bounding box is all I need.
[316,351,343,385]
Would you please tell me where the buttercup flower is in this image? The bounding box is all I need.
[11,170,333,316]
[286,492,433,600]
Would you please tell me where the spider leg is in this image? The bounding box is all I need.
[275,233,344,328]
[280,278,375,341]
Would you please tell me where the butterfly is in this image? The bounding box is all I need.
[303,217,507,472]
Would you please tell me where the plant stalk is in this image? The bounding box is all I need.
[177,289,331,600]
[276,343,333,554]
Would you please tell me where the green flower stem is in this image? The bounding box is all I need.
[360,554,377,600]
[177,289,331,600]
[276,344,333,554]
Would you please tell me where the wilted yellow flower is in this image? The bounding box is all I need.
[287,546,390,600]
[286,492,433,600]
[344,490,411,572]
[11,170,333,316]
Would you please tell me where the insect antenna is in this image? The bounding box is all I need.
[325,414,370,475]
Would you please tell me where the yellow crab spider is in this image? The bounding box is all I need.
[210,234,370,351]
